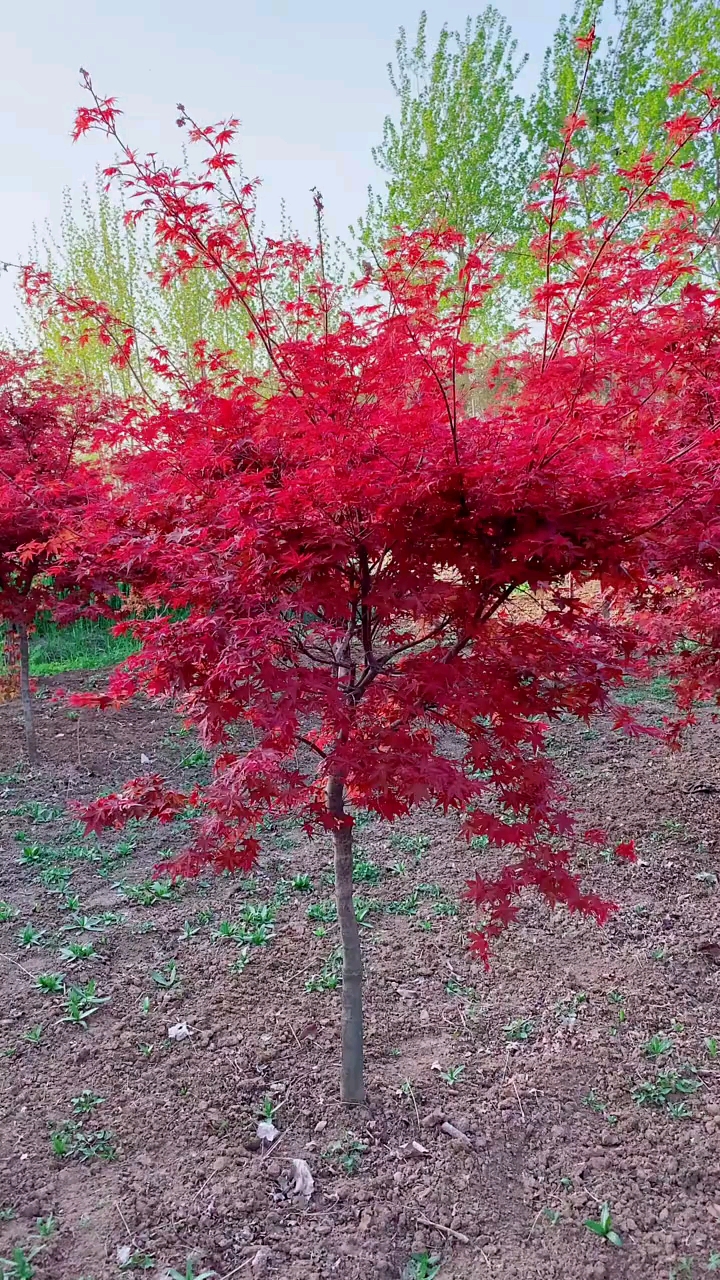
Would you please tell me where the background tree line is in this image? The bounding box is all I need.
[15,0,720,385]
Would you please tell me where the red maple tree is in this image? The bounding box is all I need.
[35,53,720,1101]
[0,350,109,760]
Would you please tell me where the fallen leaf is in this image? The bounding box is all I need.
[116,1244,132,1266]
[313,1118,327,1133]
[140,752,151,765]
[168,1021,192,1040]
[257,1119,280,1144]
[289,1157,314,1198]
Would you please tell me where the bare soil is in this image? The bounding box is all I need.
[0,674,718,1279]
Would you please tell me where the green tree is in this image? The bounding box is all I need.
[357,9,529,254]
[530,0,720,265]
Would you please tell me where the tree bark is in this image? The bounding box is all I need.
[327,774,365,1104]
[17,623,38,764]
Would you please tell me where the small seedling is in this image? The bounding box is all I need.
[643,1033,673,1058]
[211,921,244,943]
[583,1090,618,1124]
[61,980,109,1027]
[0,1207,16,1221]
[71,1090,104,1115]
[118,1252,155,1272]
[139,1042,153,1058]
[179,920,200,941]
[24,1026,43,1045]
[17,925,46,949]
[35,973,65,995]
[504,1016,535,1042]
[708,1253,720,1272]
[229,947,252,975]
[0,901,18,923]
[704,1037,718,1060]
[58,941,97,964]
[433,900,458,917]
[608,990,627,1024]
[670,1260,695,1278]
[584,1202,622,1247]
[34,1214,57,1239]
[152,961,179,989]
[440,1064,466,1086]
[403,1254,441,1280]
[167,1262,217,1280]
[387,892,420,916]
[632,1068,701,1110]
[667,1100,693,1119]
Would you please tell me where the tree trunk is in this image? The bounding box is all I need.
[327,775,365,1104]
[17,623,38,765]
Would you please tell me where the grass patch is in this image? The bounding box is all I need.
[28,617,139,675]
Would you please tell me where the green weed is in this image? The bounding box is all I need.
[61,980,109,1028]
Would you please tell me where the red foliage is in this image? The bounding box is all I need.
[35,64,720,962]
[0,351,111,630]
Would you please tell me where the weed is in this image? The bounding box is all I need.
[50,1120,116,1161]
[0,902,18,924]
[389,860,407,876]
[35,973,65,995]
[212,920,245,944]
[291,874,313,892]
[58,941,97,964]
[403,1254,441,1280]
[38,866,73,891]
[71,1090,104,1115]
[195,908,214,926]
[306,948,342,993]
[322,1135,368,1174]
[307,901,337,924]
[669,1259,695,1278]
[61,980,109,1028]
[708,1253,720,1272]
[0,1245,41,1279]
[121,878,176,906]
[445,976,475,999]
[387,892,420,916]
[34,1214,57,1239]
[353,857,381,885]
[23,1026,43,1045]
[12,801,64,824]
[58,894,82,913]
[632,1068,702,1111]
[667,1101,694,1120]
[704,1037,718,1060]
[0,1208,16,1221]
[554,992,588,1028]
[152,961,179,990]
[584,1202,622,1247]
[389,832,431,860]
[542,1208,562,1226]
[440,1064,466,1086]
[139,1043,153,1058]
[17,925,46,949]
[433,900,458,917]
[61,911,122,933]
[504,1016,535,1042]
[608,990,627,1024]
[643,1033,674,1058]
[583,1090,618,1124]
[180,748,211,769]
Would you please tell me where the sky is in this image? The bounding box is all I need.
[0,0,575,334]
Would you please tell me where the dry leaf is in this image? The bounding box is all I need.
[116,1245,132,1267]
[257,1119,280,1144]
[140,752,151,765]
[289,1157,314,1198]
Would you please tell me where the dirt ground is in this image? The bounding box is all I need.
[0,674,718,1280]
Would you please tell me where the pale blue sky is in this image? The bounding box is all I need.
[0,0,583,332]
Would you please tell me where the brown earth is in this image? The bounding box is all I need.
[0,673,718,1280]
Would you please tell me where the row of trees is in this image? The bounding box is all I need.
[2,31,720,1104]
[16,0,720,383]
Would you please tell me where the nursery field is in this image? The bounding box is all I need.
[0,675,718,1280]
